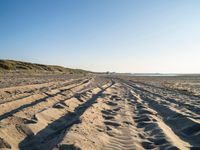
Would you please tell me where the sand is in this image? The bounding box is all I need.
[0,73,199,149]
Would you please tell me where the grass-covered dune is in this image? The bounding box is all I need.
[0,59,89,74]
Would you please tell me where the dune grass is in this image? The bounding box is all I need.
[0,60,89,74]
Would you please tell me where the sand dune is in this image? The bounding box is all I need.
[0,73,199,149]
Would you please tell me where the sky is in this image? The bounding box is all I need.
[0,0,200,73]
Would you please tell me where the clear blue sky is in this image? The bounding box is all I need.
[0,0,200,73]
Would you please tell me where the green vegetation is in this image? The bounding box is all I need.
[0,60,89,74]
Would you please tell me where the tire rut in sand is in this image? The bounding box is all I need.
[0,77,95,149]
[124,81,193,149]
[19,81,114,150]
[101,84,142,150]
[0,78,92,121]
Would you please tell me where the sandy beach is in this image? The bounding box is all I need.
[0,73,199,150]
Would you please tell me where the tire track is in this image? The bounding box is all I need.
[122,79,199,149]
[19,80,114,150]
[0,78,92,121]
